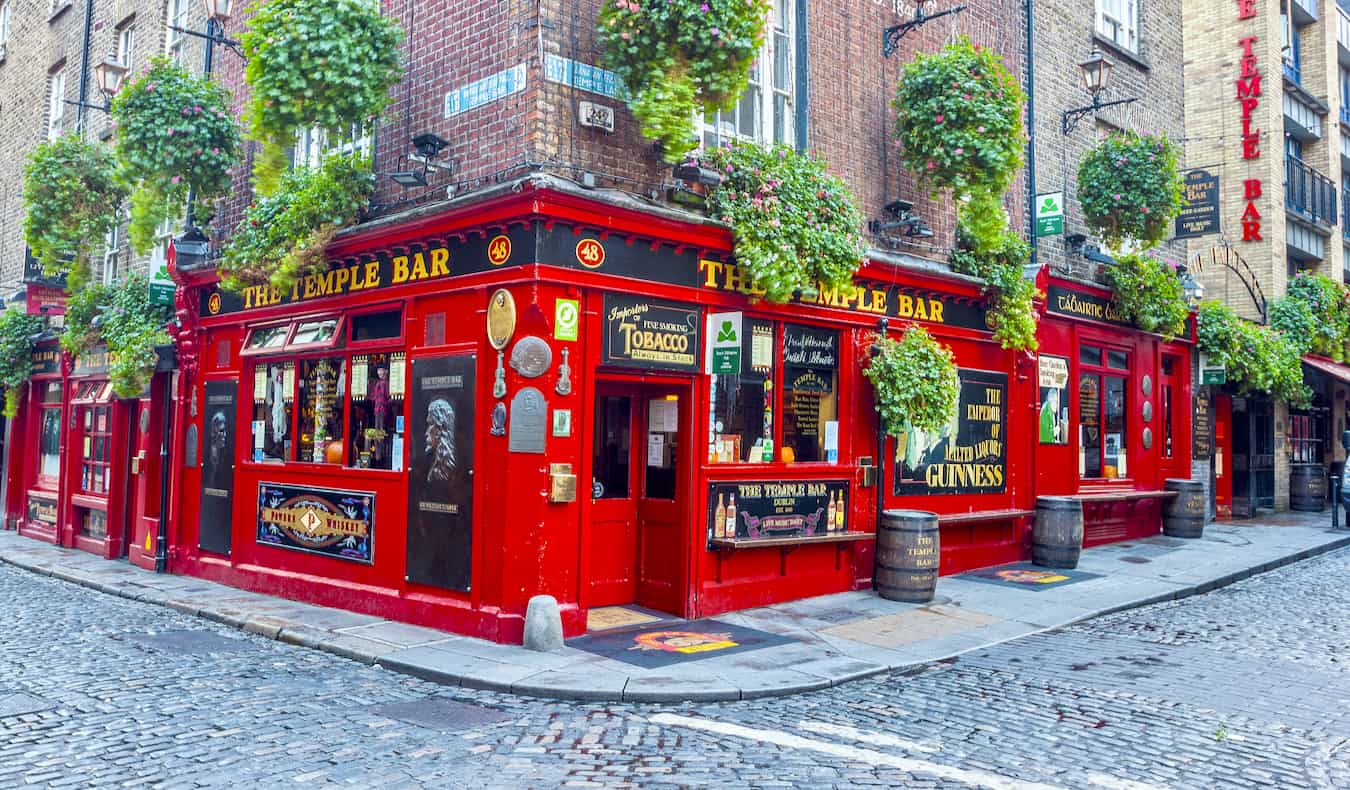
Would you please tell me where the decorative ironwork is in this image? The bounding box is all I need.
[882,5,966,58]
[1061,94,1138,135]
[1187,243,1268,324]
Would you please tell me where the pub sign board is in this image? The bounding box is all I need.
[1193,389,1213,460]
[26,494,58,527]
[1046,285,1132,328]
[199,381,238,555]
[406,354,477,592]
[30,345,60,377]
[256,483,374,563]
[22,247,69,288]
[602,294,702,372]
[895,369,1008,495]
[1176,169,1221,239]
[707,479,850,542]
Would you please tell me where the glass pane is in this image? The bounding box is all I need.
[41,409,61,477]
[43,382,62,403]
[644,396,678,500]
[351,310,402,342]
[253,361,294,462]
[245,325,289,350]
[1080,345,1102,367]
[291,318,340,346]
[593,396,631,499]
[773,32,791,88]
[347,352,404,470]
[1162,383,1174,458]
[782,325,838,463]
[298,357,345,464]
[710,319,775,463]
[1162,356,1176,375]
[773,94,789,145]
[737,86,759,139]
[1080,374,1101,479]
[1107,350,1129,371]
[1104,376,1127,478]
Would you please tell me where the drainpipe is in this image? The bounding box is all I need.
[154,367,173,572]
[1025,0,1037,266]
[75,0,95,133]
[872,317,889,590]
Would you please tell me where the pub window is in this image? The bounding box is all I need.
[781,324,839,463]
[1161,355,1176,459]
[79,402,113,495]
[298,357,346,464]
[252,361,294,463]
[351,309,402,343]
[347,353,405,469]
[710,318,776,464]
[702,0,797,147]
[40,382,62,479]
[1079,344,1129,480]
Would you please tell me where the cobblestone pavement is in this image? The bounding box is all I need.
[3,548,1349,789]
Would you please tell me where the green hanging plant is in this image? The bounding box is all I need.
[21,135,128,291]
[893,37,1025,200]
[863,325,961,438]
[598,0,772,161]
[949,193,1039,351]
[1104,252,1190,339]
[96,274,173,398]
[61,282,113,356]
[1078,130,1185,250]
[240,0,403,194]
[1269,272,1350,360]
[220,153,375,293]
[111,57,241,253]
[1197,300,1309,406]
[0,307,47,418]
[698,142,866,303]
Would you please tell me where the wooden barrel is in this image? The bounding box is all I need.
[1290,465,1327,512]
[1162,478,1206,538]
[1033,496,1083,569]
[875,510,939,603]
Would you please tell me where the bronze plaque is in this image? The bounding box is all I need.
[509,336,553,379]
[486,289,517,351]
[509,387,547,454]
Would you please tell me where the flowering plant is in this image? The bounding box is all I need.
[1104,252,1190,339]
[699,142,865,302]
[111,58,240,254]
[221,154,375,293]
[1270,272,1350,360]
[1198,300,1309,406]
[241,0,403,194]
[61,276,173,397]
[598,0,772,161]
[864,326,961,438]
[948,193,1039,351]
[0,308,46,417]
[61,282,112,356]
[1078,131,1184,249]
[21,135,127,291]
[893,37,1025,199]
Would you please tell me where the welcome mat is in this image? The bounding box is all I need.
[586,606,668,632]
[567,619,796,669]
[959,562,1102,592]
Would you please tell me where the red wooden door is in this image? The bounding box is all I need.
[1214,394,1232,519]
[588,386,639,606]
[635,386,688,616]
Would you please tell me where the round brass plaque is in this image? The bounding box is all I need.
[510,336,553,379]
[487,289,517,351]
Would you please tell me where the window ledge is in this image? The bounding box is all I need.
[1092,33,1151,72]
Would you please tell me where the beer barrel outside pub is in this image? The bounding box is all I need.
[1032,496,1083,569]
[875,509,939,603]
[1290,465,1327,512]
[1162,478,1207,538]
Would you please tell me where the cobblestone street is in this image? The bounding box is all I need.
[2,546,1348,789]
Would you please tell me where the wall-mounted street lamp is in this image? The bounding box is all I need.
[170,0,245,70]
[1178,265,1205,306]
[390,133,452,188]
[1061,46,1138,134]
[882,0,967,58]
[64,56,128,114]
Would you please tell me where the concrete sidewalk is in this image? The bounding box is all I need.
[2,511,1346,703]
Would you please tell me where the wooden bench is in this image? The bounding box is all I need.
[1071,491,1178,504]
[937,508,1035,526]
[708,531,873,550]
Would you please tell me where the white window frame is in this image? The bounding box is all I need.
[1096,0,1138,54]
[701,0,797,148]
[0,2,11,60]
[149,213,178,279]
[102,222,122,286]
[117,25,135,71]
[47,72,66,141]
[293,124,373,168]
[165,0,187,60]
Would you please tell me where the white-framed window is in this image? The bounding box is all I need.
[47,72,66,140]
[293,124,372,168]
[149,213,178,278]
[102,222,122,286]
[701,0,797,148]
[1096,0,1138,53]
[165,0,187,60]
[117,25,135,71]
[0,2,12,60]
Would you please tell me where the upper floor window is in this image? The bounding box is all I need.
[0,2,11,59]
[1282,7,1301,83]
[47,72,66,140]
[293,124,371,169]
[702,0,797,148]
[117,24,135,72]
[1096,0,1138,54]
[165,0,187,61]
[102,222,122,286]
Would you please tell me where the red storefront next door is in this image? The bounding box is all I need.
[589,381,688,615]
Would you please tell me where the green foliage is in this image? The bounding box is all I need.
[893,37,1025,199]
[700,142,866,303]
[221,154,375,293]
[863,326,961,438]
[102,274,173,398]
[949,193,1038,350]
[0,308,47,418]
[1197,301,1309,407]
[1104,252,1190,339]
[1269,272,1350,360]
[61,282,113,356]
[111,58,241,253]
[598,0,772,161]
[241,0,403,194]
[21,135,127,289]
[1077,131,1184,250]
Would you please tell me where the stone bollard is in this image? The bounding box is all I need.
[523,594,564,652]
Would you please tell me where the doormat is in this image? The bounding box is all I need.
[586,606,667,632]
[959,563,1102,592]
[567,619,796,668]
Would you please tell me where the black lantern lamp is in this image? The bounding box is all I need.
[391,133,452,188]
[202,0,233,23]
[868,199,935,238]
[883,0,967,57]
[1061,46,1137,134]
[1178,265,1205,306]
[65,56,128,115]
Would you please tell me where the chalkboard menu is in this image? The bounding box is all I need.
[1193,389,1213,460]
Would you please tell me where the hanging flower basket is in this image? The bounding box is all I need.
[864,326,961,438]
[22,135,127,290]
[0,307,47,417]
[111,57,241,254]
[1270,272,1350,360]
[1077,131,1184,250]
[1198,300,1309,406]
[1105,252,1190,339]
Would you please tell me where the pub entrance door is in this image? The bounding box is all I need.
[588,380,689,615]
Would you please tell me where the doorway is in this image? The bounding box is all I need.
[1231,395,1275,517]
[1215,394,1232,519]
[588,380,689,615]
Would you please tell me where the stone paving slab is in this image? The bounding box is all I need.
[1,514,1347,703]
